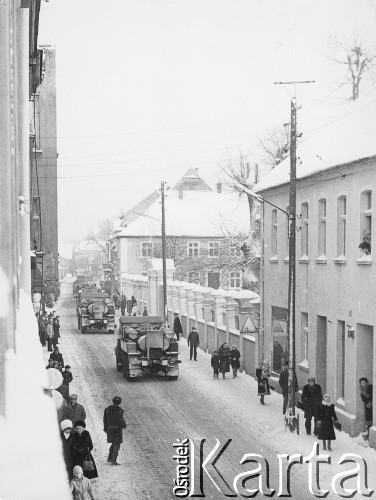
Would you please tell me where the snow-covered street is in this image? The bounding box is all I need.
[49,282,376,499]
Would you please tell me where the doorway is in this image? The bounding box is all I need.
[316,316,327,394]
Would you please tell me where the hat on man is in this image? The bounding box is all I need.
[70,394,78,399]
[112,396,122,405]
[75,420,86,428]
[65,365,71,369]
[308,376,315,382]
[60,419,73,431]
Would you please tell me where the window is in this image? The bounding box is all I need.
[208,241,220,257]
[272,306,288,374]
[337,196,347,257]
[337,320,346,399]
[300,202,309,257]
[141,241,153,258]
[301,313,309,362]
[187,241,199,257]
[360,190,372,254]
[229,271,241,288]
[271,209,277,257]
[32,197,41,250]
[285,206,290,257]
[230,243,241,257]
[318,199,327,257]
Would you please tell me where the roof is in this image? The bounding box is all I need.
[255,93,376,193]
[172,168,212,192]
[116,190,250,238]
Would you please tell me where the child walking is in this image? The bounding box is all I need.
[211,351,220,380]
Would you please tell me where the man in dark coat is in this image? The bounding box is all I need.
[38,313,47,347]
[279,361,298,415]
[301,376,323,435]
[120,295,127,316]
[173,313,183,341]
[187,327,199,361]
[61,394,86,426]
[103,396,127,466]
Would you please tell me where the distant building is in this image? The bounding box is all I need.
[30,47,59,304]
[72,240,107,282]
[255,95,376,444]
[116,169,252,291]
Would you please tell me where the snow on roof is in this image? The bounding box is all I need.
[117,190,250,238]
[255,93,376,192]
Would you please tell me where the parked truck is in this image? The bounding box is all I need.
[115,316,180,381]
[76,289,115,334]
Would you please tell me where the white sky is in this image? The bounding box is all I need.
[37,0,376,245]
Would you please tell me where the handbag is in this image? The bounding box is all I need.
[82,450,95,472]
[333,420,342,431]
[316,420,322,429]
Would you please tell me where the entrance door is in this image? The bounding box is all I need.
[207,272,220,289]
[316,316,327,394]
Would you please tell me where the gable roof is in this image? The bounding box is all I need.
[255,93,376,193]
[172,168,212,192]
[120,190,160,226]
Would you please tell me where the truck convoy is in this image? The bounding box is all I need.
[76,289,115,334]
[72,274,88,296]
[115,316,180,381]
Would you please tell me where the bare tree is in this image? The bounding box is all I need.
[85,217,117,253]
[257,123,291,170]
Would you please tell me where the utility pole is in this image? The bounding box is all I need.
[161,181,168,326]
[275,80,314,433]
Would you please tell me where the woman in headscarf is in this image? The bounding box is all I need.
[317,394,339,451]
[218,343,231,379]
[359,377,373,440]
[70,466,95,500]
[70,420,98,479]
[229,345,241,378]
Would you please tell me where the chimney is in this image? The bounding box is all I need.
[216,182,222,194]
[178,187,184,200]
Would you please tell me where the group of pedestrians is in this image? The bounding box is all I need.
[113,292,138,316]
[211,343,241,379]
[37,309,61,351]
[59,394,127,499]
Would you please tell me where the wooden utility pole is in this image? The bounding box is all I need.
[161,181,168,326]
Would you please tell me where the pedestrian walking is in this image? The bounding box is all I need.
[317,394,339,451]
[173,313,183,341]
[359,377,373,440]
[120,295,126,316]
[62,365,73,386]
[38,313,47,347]
[301,376,323,436]
[103,396,127,466]
[49,346,64,369]
[70,420,98,479]
[142,307,148,316]
[229,345,241,378]
[46,317,54,352]
[256,360,271,405]
[61,394,86,426]
[57,382,70,403]
[60,419,74,480]
[126,298,133,316]
[211,350,220,380]
[187,327,199,361]
[218,342,231,379]
[70,466,96,500]
[53,315,61,346]
[46,358,55,370]
[278,361,298,415]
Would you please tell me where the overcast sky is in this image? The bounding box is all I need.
[37,0,376,247]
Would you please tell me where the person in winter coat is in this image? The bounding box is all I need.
[61,394,87,426]
[49,346,64,369]
[218,343,231,379]
[46,358,55,370]
[229,345,241,378]
[142,307,148,316]
[103,396,127,466]
[46,317,54,352]
[62,365,73,386]
[60,419,74,480]
[120,295,126,316]
[38,314,47,347]
[278,361,298,415]
[70,420,98,479]
[256,360,271,405]
[301,377,323,436]
[187,327,200,361]
[359,377,373,440]
[211,351,220,380]
[317,394,339,451]
[70,465,95,500]
[53,315,61,346]
[173,313,183,341]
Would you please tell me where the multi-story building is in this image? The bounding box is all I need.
[255,95,376,444]
[30,46,59,305]
[116,169,252,291]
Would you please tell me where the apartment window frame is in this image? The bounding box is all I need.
[318,198,327,257]
[301,312,309,363]
[208,241,220,258]
[300,202,309,258]
[337,320,346,400]
[187,241,199,257]
[140,241,153,258]
[229,271,242,289]
[360,190,372,252]
[271,209,278,258]
[336,195,347,257]
[230,242,241,257]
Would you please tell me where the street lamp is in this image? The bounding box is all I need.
[233,182,298,433]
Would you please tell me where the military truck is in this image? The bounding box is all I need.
[76,289,115,334]
[115,316,180,381]
[73,274,88,296]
